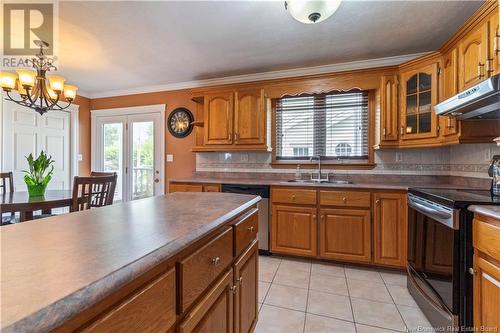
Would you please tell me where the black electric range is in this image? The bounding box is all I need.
[407,188,500,332]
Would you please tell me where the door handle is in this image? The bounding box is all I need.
[154,178,160,183]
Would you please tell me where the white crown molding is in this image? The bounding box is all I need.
[88,52,430,99]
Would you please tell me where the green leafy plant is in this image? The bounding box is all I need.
[23,151,55,189]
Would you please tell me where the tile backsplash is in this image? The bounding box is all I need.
[196,144,499,179]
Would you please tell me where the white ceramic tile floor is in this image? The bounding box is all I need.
[256,255,434,333]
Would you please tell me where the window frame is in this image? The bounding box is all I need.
[270,90,375,169]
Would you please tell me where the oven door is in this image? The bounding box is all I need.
[407,194,460,315]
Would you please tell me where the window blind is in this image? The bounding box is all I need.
[276,91,369,160]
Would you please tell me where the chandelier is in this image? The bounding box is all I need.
[285,0,342,24]
[0,40,78,115]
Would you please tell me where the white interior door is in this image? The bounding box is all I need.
[2,103,71,190]
[93,112,163,201]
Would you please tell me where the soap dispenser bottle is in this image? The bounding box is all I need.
[295,165,301,181]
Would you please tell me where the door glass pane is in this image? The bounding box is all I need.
[406,95,417,114]
[132,121,154,200]
[419,112,432,133]
[419,91,432,113]
[103,123,123,201]
[407,75,418,94]
[419,73,431,91]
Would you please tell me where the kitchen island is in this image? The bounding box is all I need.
[1,192,261,333]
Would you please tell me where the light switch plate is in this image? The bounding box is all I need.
[166,154,174,162]
[77,154,83,161]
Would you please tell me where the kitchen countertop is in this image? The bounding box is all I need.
[469,205,500,219]
[0,193,260,333]
[169,177,485,191]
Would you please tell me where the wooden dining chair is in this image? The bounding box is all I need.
[71,174,117,212]
[1,172,15,225]
[90,171,116,177]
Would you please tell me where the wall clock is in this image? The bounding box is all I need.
[167,107,194,138]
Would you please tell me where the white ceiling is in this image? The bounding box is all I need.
[55,1,484,98]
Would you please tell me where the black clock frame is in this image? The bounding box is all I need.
[167,107,194,138]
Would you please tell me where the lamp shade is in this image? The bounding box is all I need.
[63,84,78,101]
[47,88,58,101]
[0,72,17,90]
[286,0,341,24]
[16,69,37,87]
[47,75,65,92]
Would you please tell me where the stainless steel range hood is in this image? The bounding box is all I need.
[435,74,500,120]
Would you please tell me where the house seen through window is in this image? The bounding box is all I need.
[275,90,369,160]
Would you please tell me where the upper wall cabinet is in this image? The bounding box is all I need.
[458,23,489,90]
[234,89,266,145]
[195,88,268,151]
[399,62,439,142]
[379,75,399,144]
[204,92,234,145]
[440,49,460,137]
[488,9,500,75]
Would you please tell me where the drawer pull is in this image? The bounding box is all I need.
[237,277,243,285]
[211,257,221,266]
[230,285,237,294]
[247,226,255,232]
[291,194,296,200]
[342,197,347,202]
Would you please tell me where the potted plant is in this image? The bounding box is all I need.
[23,151,55,197]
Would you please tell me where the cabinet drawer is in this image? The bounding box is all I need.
[272,188,317,205]
[83,269,176,333]
[179,227,234,312]
[233,208,259,256]
[320,190,371,208]
[170,183,203,193]
[473,216,500,259]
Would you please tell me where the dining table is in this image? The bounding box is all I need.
[0,190,73,222]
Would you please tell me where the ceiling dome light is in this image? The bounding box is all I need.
[285,0,342,24]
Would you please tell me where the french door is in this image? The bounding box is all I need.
[93,112,163,201]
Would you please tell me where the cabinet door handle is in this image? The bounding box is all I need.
[400,126,404,135]
[375,199,380,205]
[247,226,255,232]
[382,128,387,137]
[211,257,221,266]
[230,285,237,294]
[447,117,452,129]
[478,62,485,79]
[320,214,325,221]
[487,59,494,74]
[495,29,500,54]
[237,277,244,285]
[342,197,347,202]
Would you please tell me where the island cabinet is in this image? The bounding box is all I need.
[399,62,440,145]
[319,190,372,263]
[270,188,318,257]
[54,205,259,333]
[472,212,500,332]
[193,88,268,151]
[373,192,407,268]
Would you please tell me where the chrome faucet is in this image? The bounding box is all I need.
[310,155,329,183]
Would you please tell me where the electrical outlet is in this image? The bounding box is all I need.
[166,154,174,162]
[395,151,403,163]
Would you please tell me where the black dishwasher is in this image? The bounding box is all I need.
[221,184,270,254]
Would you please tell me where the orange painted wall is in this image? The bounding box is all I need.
[89,90,197,186]
[74,95,91,176]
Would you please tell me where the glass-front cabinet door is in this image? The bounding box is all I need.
[400,63,439,141]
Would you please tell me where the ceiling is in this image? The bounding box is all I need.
[56,1,484,98]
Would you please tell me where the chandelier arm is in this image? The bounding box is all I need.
[5,90,28,103]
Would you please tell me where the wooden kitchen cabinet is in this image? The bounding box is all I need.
[271,204,317,257]
[488,10,500,75]
[168,182,220,193]
[439,48,460,138]
[234,241,258,333]
[319,208,371,263]
[473,213,500,332]
[373,192,407,268]
[458,23,489,90]
[399,62,439,142]
[194,89,267,151]
[380,75,399,143]
[178,270,234,333]
[234,89,266,145]
[204,92,234,145]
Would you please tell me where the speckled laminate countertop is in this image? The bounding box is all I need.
[0,193,260,333]
[469,205,500,220]
[169,177,486,191]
